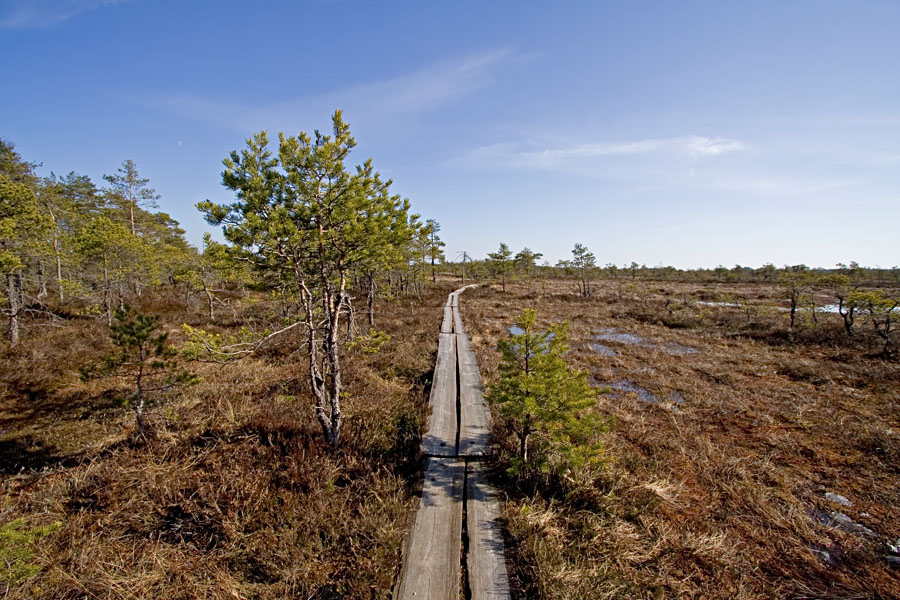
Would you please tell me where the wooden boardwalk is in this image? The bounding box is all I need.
[395,285,510,600]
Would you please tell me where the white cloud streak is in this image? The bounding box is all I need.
[452,135,745,170]
[0,0,130,29]
[147,49,517,133]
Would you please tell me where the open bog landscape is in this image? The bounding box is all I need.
[2,2,899,599]
[463,280,900,598]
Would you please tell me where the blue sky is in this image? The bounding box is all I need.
[2,0,898,268]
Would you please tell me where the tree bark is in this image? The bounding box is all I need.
[104,265,113,326]
[366,273,376,328]
[202,279,215,320]
[55,240,63,301]
[49,208,64,301]
[6,272,19,346]
[838,296,855,337]
[37,261,47,299]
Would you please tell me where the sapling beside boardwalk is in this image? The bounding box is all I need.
[487,308,608,477]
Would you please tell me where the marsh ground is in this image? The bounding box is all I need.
[0,286,452,599]
[462,278,900,599]
[2,276,898,599]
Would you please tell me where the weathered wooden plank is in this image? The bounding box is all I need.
[395,458,465,600]
[466,463,511,600]
[453,304,465,335]
[458,328,490,457]
[441,305,454,333]
[422,333,458,456]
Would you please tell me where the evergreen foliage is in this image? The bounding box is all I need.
[571,242,596,297]
[487,242,513,292]
[103,159,160,236]
[104,305,199,431]
[514,247,543,278]
[198,110,414,448]
[487,308,609,477]
[0,518,61,593]
[425,218,445,284]
[848,289,899,355]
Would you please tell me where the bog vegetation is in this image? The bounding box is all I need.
[1,119,898,598]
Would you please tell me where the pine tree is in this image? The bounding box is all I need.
[514,247,543,279]
[487,308,608,477]
[75,216,143,324]
[103,160,159,236]
[425,219,445,285]
[487,242,513,292]
[105,305,198,432]
[0,159,51,345]
[41,171,106,301]
[198,110,411,449]
[571,243,596,297]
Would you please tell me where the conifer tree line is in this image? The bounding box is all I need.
[0,139,199,343]
[453,240,900,295]
[1,112,447,448]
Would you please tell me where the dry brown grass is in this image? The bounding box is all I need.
[0,285,451,599]
[464,278,900,599]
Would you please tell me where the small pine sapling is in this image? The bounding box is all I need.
[487,308,610,479]
[106,305,199,431]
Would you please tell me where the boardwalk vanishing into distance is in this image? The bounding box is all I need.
[395,286,511,600]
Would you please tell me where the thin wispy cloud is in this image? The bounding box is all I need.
[146,49,519,133]
[0,0,130,29]
[452,135,745,170]
[451,135,860,198]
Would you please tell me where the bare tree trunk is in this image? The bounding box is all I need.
[838,296,855,337]
[302,259,344,450]
[48,208,64,302]
[6,272,19,346]
[300,281,331,443]
[345,296,357,340]
[15,272,23,310]
[366,273,375,328]
[519,421,530,465]
[37,261,47,299]
[104,265,113,326]
[55,240,63,301]
[323,271,346,448]
[202,279,215,320]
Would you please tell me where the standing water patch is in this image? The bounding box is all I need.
[590,343,617,356]
[594,327,697,355]
[607,380,659,404]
